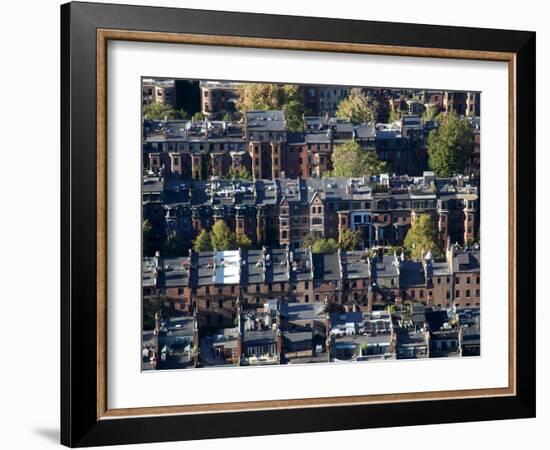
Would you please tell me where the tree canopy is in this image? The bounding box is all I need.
[143,296,172,331]
[211,221,237,251]
[162,230,184,257]
[338,228,362,251]
[304,232,341,254]
[225,166,252,180]
[236,234,253,250]
[329,141,387,178]
[388,109,402,123]
[143,102,188,120]
[422,104,440,122]
[236,83,305,132]
[192,221,254,252]
[336,89,379,124]
[403,215,442,261]
[427,110,474,177]
[142,219,153,256]
[311,238,339,255]
[192,229,214,252]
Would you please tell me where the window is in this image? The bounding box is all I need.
[304,281,309,289]
[177,287,184,295]
[467,277,471,284]
[218,299,223,308]
[466,289,471,298]
[205,286,210,294]
[437,277,441,284]
[419,290,424,298]
[455,277,460,284]
[446,291,450,299]
[455,290,460,298]
[305,295,309,303]
[476,289,480,297]
[476,276,480,284]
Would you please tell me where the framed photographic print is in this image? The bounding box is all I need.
[61,1,536,447]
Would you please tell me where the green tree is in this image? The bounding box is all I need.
[388,109,402,123]
[192,111,205,121]
[211,221,237,251]
[283,100,305,132]
[237,83,283,111]
[311,238,339,255]
[162,230,183,257]
[304,232,323,249]
[330,141,387,178]
[236,234,253,250]
[227,166,252,180]
[142,219,153,256]
[236,83,305,131]
[403,215,441,261]
[422,105,440,122]
[336,89,379,124]
[338,228,362,251]
[143,102,188,120]
[193,229,213,252]
[143,295,172,331]
[427,110,474,177]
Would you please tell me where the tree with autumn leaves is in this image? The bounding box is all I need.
[335,88,380,124]
[403,215,442,261]
[236,83,305,132]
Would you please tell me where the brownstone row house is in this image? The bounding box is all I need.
[143,106,468,181]
[142,172,479,253]
[143,244,480,323]
[142,244,480,369]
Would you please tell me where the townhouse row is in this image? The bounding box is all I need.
[143,172,479,252]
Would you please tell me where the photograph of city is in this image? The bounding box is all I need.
[141,79,481,371]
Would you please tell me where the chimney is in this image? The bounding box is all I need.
[154,250,161,270]
[367,286,374,313]
[154,311,161,335]
[446,237,455,267]
[346,180,352,195]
